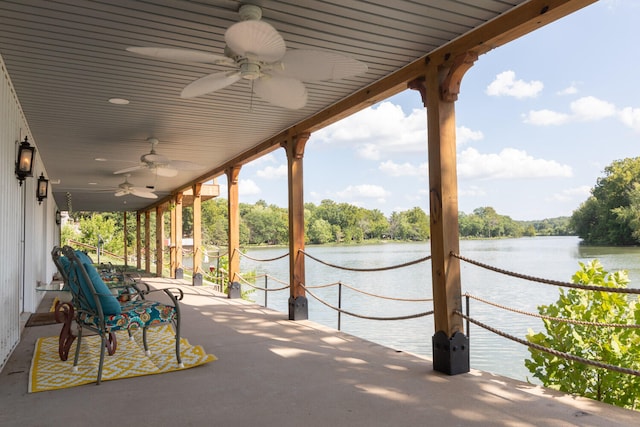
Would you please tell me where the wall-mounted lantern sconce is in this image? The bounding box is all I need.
[15,137,36,185]
[36,173,49,204]
[55,210,61,225]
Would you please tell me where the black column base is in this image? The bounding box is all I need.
[432,330,470,375]
[192,272,203,286]
[175,268,184,280]
[288,296,308,320]
[227,281,241,299]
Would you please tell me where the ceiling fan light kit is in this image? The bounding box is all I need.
[112,137,204,177]
[127,4,367,109]
[115,175,158,199]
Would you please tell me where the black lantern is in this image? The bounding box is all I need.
[36,173,49,204]
[55,210,61,225]
[15,136,36,185]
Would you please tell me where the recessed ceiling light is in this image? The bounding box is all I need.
[108,98,130,105]
[94,158,107,162]
[88,182,98,185]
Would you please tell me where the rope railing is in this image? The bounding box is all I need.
[236,248,289,262]
[235,273,290,292]
[465,293,640,329]
[452,252,640,380]
[304,281,433,302]
[204,249,228,259]
[301,283,434,322]
[454,310,640,377]
[300,249,431,272]
[452,252,640,295]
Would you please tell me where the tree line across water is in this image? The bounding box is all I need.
[63,156,640,251]
[63,199,571,255]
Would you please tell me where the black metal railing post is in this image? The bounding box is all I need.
[264,275,268,307]
[338,282,342,331]
[465,293,470,339]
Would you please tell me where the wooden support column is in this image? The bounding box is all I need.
[136,212,141,270]
[144,210,151,273]
[284,133,310,320]
[226,166,241,298]
[123,212,128,268]
[175,193,184,279]
[409,52,476,375]
[192,183,203,286]
[170,199,177,278]
[155,205,164,277]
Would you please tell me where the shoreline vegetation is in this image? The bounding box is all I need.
[62,199,574,257]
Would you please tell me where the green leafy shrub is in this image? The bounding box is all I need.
[525,260,640,410]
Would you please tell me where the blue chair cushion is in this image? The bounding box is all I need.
[58,250,121,315]
[79,261,122,315]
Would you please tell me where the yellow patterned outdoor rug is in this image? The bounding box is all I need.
[29,324,216,392]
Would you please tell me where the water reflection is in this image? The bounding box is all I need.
[239,236,638,383]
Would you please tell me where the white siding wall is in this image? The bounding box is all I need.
[0,55,57,371]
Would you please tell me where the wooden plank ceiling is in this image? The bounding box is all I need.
[0,0,592,212]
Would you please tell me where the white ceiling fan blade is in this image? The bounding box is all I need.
[225,20,286,63]
[130,188,158,199]
[114,164,145,175]
[168,160,205,171]
[126,47,233,65]
[181,71,241,98]
[275,50,368,81]
[254,76,307,109]
[155,167,179,177]
[114,190,128,197]
[142,153,170,164]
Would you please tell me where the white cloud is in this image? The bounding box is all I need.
[457,147,573,180]
[256,164,287,179]
[547,186,592,202]
[378,160,427,177]
[239,179,261,196]
[570,96,616,121]
[557,84,578,96]
[336,184,389,202]
[486,70,543,99]
[523,109,570,126]
[618,107,640,132]
[457,126,484,145]
[311,101,427,160]
[459,185,487,197]
[524,96,617,126]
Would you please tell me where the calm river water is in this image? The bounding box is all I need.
[236,236,640,383]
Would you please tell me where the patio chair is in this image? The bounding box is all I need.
[51,245,183,384]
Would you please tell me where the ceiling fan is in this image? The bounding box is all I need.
[55,175,158,199]
[113,175,158,199]
[126,4,367,109]
[113,137,204,177]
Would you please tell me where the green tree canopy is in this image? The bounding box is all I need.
[525,260,640,410]
[571,157,640,245]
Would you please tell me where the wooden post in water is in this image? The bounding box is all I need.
[285,133,310,320]
[227,166,241,298]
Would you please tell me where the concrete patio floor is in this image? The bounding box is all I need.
[1,279,638,427]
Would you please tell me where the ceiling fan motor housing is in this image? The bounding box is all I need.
[239,4,262,21]
[240,61,261,79]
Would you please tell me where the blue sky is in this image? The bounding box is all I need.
[218,0,640,221]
